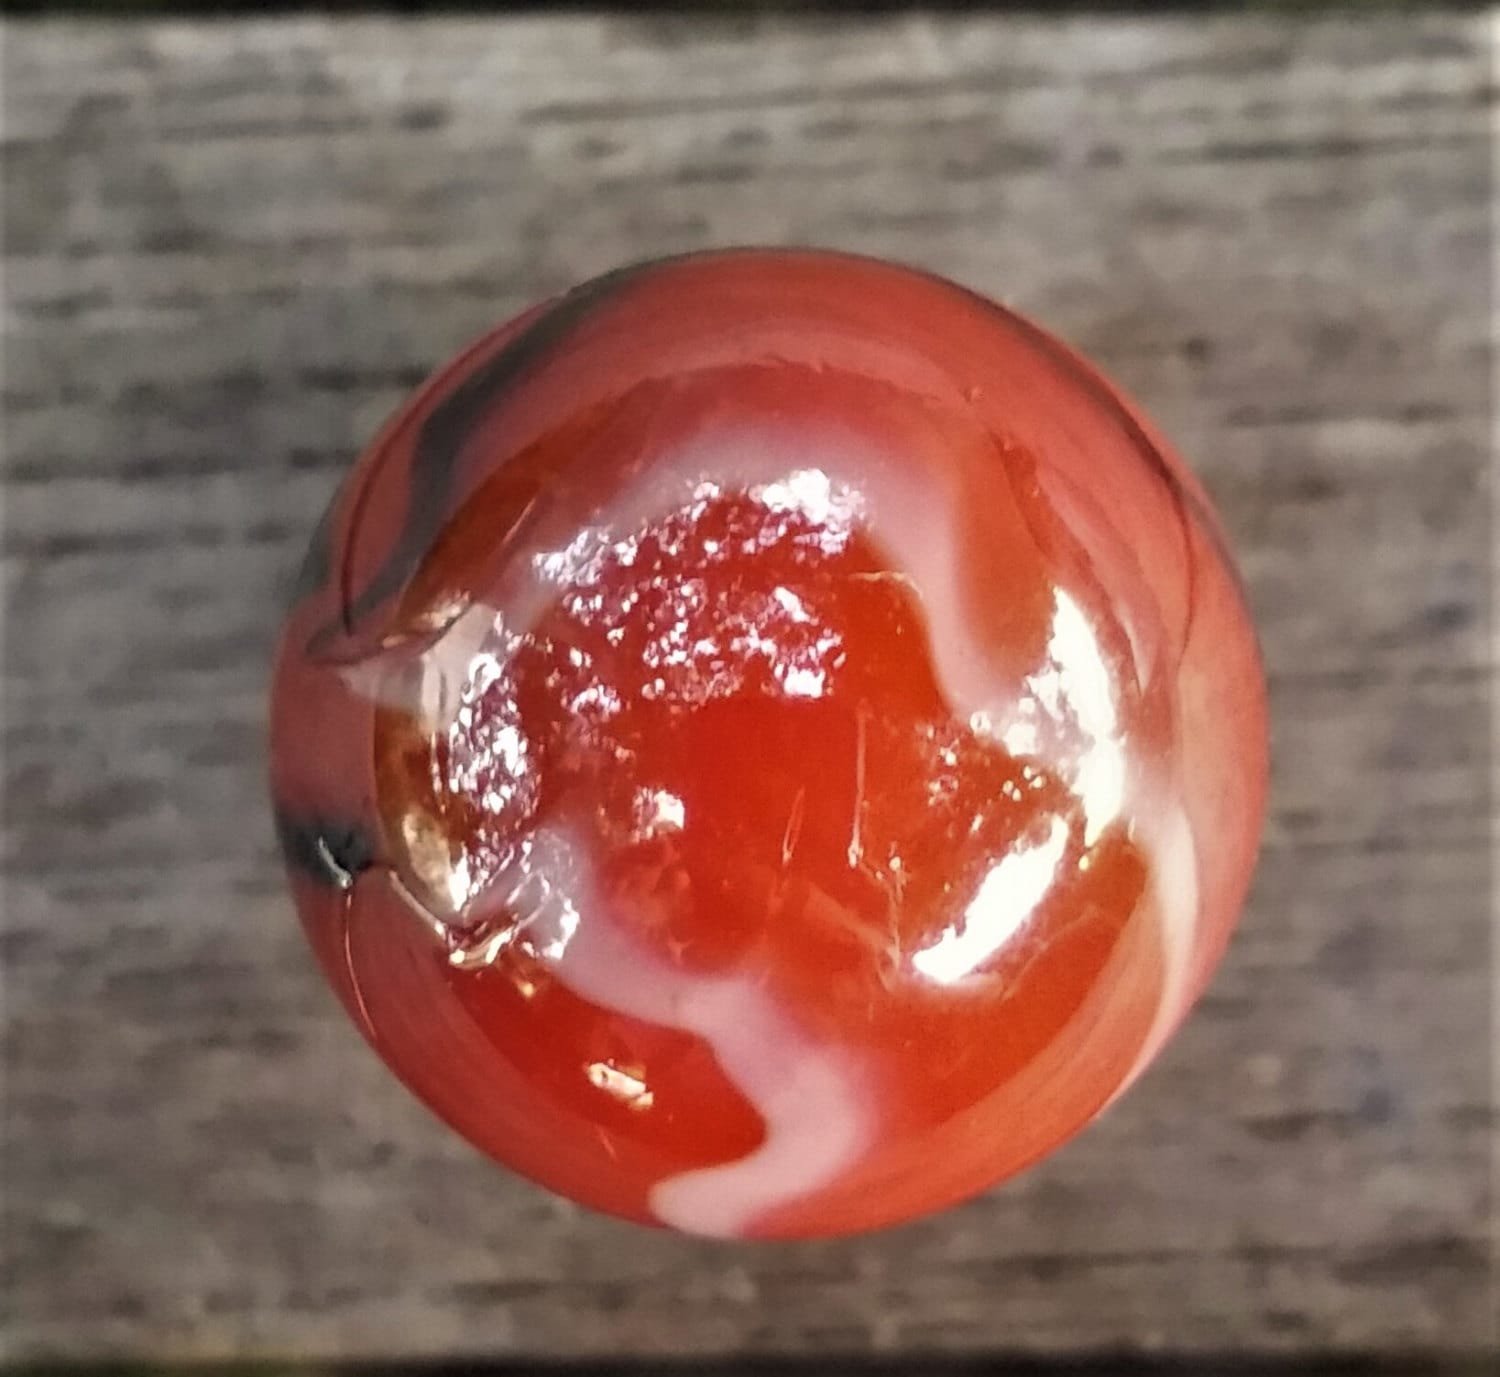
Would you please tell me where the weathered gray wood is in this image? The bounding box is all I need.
[1,9,1492,1364]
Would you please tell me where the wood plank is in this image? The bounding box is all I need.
[2,9,1492,1363]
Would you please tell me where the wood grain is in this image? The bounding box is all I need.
[1,8,1493,1364]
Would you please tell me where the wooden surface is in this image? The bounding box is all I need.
[1,8,1494,1366]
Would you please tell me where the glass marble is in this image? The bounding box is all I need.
[269,249,1267,1239]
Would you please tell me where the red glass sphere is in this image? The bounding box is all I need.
[270,249,1267,1239]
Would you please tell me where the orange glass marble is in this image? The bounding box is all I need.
[270,249,1267,1238]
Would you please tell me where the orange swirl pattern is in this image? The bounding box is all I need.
[270,250,1267,1238]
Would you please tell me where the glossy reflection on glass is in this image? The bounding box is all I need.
[269,249,1267,1239]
